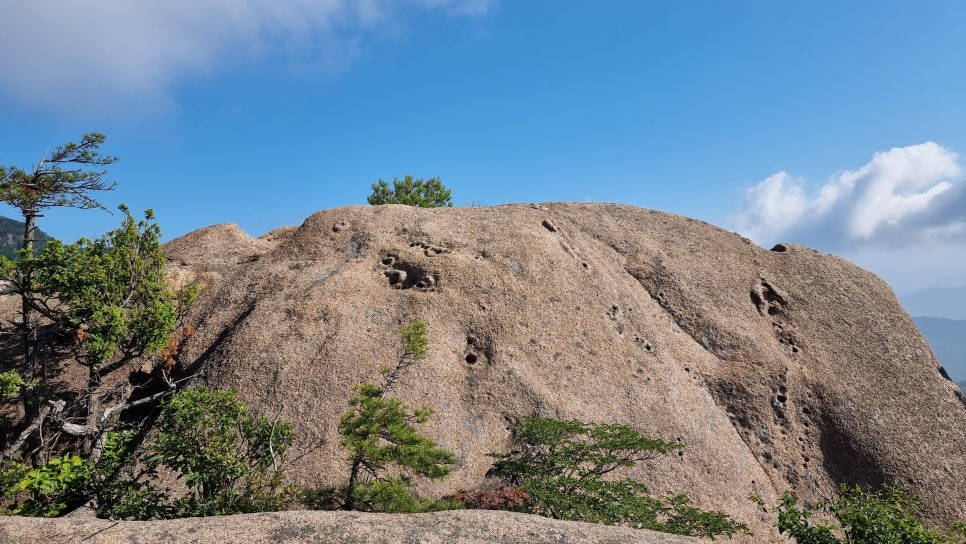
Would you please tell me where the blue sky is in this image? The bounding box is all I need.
[1,1,964,296]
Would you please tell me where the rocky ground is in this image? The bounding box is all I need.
[0,510,711,544]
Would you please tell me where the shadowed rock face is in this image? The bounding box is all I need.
[161,203,965,539]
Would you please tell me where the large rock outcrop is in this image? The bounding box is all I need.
[29,202,952,542]
[157,202,966,540]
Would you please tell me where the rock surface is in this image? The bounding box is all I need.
[160,203,966,541]
[7,202,964,543]
[0,510,708,544]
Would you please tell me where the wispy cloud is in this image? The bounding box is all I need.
[0,0,496,114]
[729,142,966,292]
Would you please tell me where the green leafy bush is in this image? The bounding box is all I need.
[0,455,93,517]
[0,433,161,519]
[85,387,295,520]
[91,430,171,520]
[148,386,294,517]
[367,175,453,207]
[486,417,749,539]
[0,388,294,520]
[0,203,194,466]
[33,205,180,367]
[770,486,966,544]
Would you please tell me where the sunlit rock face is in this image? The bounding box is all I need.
[160,202,966,540]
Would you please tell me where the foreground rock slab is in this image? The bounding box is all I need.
[0,510,709,544]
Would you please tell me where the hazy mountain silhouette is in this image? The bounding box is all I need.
[901,287,966,320]
[912,316,966,383]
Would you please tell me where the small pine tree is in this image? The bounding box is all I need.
[0,133,116,376]
[338,321,456,512]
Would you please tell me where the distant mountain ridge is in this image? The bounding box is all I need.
[901,287,966,320]
[0,216,53,260]
[912,316,966,383]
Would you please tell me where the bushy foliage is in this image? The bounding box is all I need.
[336,321,457,512]
[146,387,294,517]
[30,205,183,367]
[90,430,171,520]
[0,388,294,520]
[0,455,93,517]
[0,202,194,466]
[367,175,453,207]
[0,370,26,399]
[770,486,966,544]
[487,417,749,539]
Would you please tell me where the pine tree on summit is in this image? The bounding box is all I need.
[367,175,453,207]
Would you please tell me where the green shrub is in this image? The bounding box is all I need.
[91,430,171,520]
[345,477,460,513]
[0,387,291,520]
[0,461,31,512]
[0,370,27,432]
[88,387,295,520]
[0,455,93,517]
[149,386,294,517]
[367,175,453,207]
[0,433,166,519]
[770,486,966,544]
[0,370,25,399]
[486,417,749,539]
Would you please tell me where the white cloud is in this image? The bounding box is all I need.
[728,171,808,244]
[729,142,966,292]
[0,0,496,114]
[730,142,964,249]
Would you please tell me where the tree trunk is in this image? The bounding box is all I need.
[345,457,361,510]
[20,212,37,381]
[20,212,44,465]
[1,400,65,460]
[83,367,103,456]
